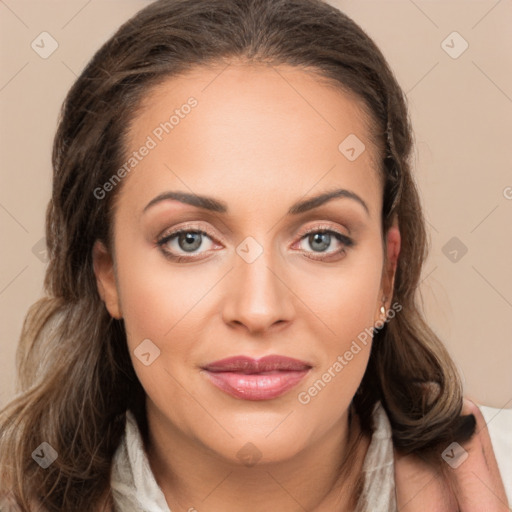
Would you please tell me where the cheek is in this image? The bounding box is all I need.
[116,250,215,353]
[114,246,219,423]
[291,242,383,407]
[292,241,384,339]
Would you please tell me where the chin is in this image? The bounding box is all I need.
[193,416,314,466]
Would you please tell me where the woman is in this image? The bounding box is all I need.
[0,0,509,510]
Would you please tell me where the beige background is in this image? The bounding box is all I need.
[1,1,511,411]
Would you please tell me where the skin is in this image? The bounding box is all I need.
[92,63,507,511]
[395,399,509,511]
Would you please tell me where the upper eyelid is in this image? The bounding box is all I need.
[296,223,348,237]
[157,223,220,244]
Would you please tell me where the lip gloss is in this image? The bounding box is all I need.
[203,369,310,400]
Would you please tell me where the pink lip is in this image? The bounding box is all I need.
[201,355,312,401]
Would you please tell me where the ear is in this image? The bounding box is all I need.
[92,240,122,319]
[374,217,401,324]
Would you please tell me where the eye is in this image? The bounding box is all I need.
[295,227,354,261]
[155,224,354,263]
[156,226,218,262]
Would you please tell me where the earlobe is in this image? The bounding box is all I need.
[92,240,122,319]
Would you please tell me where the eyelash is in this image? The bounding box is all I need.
[155,223,354,263]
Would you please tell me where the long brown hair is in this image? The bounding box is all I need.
[0,0,474,510]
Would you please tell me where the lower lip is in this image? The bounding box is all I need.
[203,370,310,400]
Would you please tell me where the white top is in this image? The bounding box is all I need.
[110,403,512,511]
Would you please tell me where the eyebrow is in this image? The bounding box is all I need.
[143,187,369,216]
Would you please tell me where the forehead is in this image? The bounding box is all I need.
[128,62,378,157]
[119,62,383,219]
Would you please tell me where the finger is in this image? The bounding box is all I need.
[463,398,508,495]
[394,447,457,512]
[442,398,510,511]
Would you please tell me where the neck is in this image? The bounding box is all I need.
[144,403,371,512]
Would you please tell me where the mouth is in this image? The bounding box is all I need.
[201,355,312,401]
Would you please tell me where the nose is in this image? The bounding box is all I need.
[221,240,294,335]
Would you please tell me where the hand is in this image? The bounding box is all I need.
[394,398,510,511]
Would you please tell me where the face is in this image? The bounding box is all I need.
[93,62,400,465]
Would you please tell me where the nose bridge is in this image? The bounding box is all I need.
[223,234,292,331]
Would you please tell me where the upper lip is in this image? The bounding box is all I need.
[202,355,312,373]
